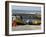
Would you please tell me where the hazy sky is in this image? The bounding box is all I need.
[12,5,41,11]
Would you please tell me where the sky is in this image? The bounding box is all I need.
[12,5,41,11]
[12,5,41,14]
